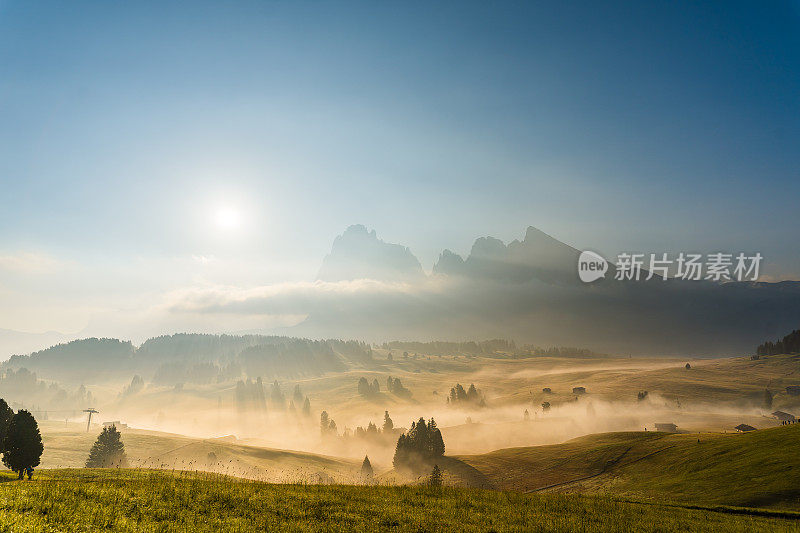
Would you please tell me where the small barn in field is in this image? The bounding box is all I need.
[655,422,678,433]
[572,386,586,394]
[772,411,796,423]
[735,424,756,432]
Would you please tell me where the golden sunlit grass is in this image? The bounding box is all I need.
[0,468,798,532]
[38,422,358,483]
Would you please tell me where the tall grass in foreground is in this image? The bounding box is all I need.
[0,469,797,532]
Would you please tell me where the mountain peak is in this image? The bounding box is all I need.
[339,224,376,240]
[432,249,465,276]
[432,225,581,284]
[317,225,424,282]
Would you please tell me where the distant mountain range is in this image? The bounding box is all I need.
[321,224,610,285]
[0,329,74,361]
[433,226,585,284]
[291,224,800,356]
[3,225,799,363]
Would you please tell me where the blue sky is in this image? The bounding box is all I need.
[0,1,799,336]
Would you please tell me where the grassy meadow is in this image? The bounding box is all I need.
[0,469,798,532]
[7,351,798,531]
[38,421,358,483]
[452,423,800,508]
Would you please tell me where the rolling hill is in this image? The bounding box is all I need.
[455,423,800,510]
[39,421,358,483]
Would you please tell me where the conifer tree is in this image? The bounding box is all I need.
[293,384,303,404]
[360,455,374,479]
[3,410,44,478]
[320,411,330,436]
[429,464,443,487]
[85,425,128,468]
[0,399,14,450]
[392,417,445,472]
[429,419,445,457]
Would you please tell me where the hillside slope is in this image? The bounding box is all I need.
[40,421,358,483]
[456,424,800,510]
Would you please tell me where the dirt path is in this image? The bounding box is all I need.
[524,444,678,493]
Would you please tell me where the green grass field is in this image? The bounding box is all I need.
[456,423,800,511]
[0,469,798,532]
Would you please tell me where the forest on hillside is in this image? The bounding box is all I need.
[2,334,373,386]
[757,329,800,356]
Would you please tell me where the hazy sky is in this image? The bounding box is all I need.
[1,1,799,337]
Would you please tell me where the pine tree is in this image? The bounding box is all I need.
[86,425,128,468]
[302,397,311,417]
[360,455,374,480]
[293,384,303,404]
[0,398,14,451]
[2,410,43,478]
[429,464,443,487]
[466,384,478,402]
[383,410,394,432]
[429,419,445,457]
[393,434,409,469]
[270,380,285,409]
[320,411,330,436]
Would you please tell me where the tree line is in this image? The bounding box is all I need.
[757,329,800,356]
[4,334,375,387]
[235,379,311,416]
[446,383,485,407]
[0,368,94,414]
[381,339,517,356]
[357,376,413,399]
[357,377,381,397]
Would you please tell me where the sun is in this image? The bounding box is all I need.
[214,207,242,230]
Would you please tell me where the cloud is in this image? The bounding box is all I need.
[164,278,449,316]
[0,251,62,274]
[191,255,218,265]
[155,271,800,356]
